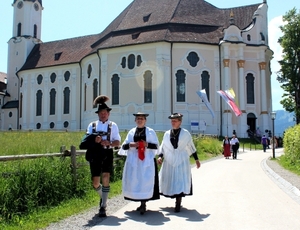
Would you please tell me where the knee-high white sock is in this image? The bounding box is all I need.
[101,186,110,208]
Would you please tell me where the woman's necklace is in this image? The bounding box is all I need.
[136,127,145,136]
[171,128,180,137]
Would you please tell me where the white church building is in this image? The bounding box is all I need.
[1,0,273,137]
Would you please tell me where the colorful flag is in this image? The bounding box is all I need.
[225,88,239,107]
[196,89,215,118]
[217,90,242,117]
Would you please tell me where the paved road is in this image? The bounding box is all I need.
[91,149,300,230]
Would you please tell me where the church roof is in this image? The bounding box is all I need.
[20,0,261,70]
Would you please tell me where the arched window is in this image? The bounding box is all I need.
[121,57,126,68]
[246,73,255,104]
[187,51,200,67]
[50,88,56,115]
[50,73,56,83]
[128,54,135,70]
[176,70,186,102]
[111,74,120,105]
[17,23,21,36]
[201,71,210,101]
[84,84,87,111]
[37,74,43,84]
[33,24,37,38]
[63,87,70,114]
[93,79,98,108]
[137,55,143,67]
[64,71,70,81]
[144,71,152,103]
[87,64,92,78]
[247,34,251,41]
[20,93,23,118]
[36,90,42,116]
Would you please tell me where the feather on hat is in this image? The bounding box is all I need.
[94,95,112,113]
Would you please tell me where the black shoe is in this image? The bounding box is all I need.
[139,203,146,215]
[98,207,107,217]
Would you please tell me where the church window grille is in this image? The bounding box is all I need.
[144,71,152,103]
[112,74,120,105]
[176,70,186,102]
[247,34,251,41]
[50,88,56,115]
[246,73,255,104]
[63,121,69,128]
[201,71,210,101]
[36,123,41,129]
[63,87,70,114]
[187,52,199,67]
[36,90,42,116]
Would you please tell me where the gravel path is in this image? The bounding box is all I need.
[43,153,300,230]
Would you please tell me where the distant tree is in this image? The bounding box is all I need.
[277,8,300,124]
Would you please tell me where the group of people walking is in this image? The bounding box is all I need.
[222,135,240,159]
[80,95,201,218]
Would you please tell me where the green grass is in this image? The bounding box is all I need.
[277,154,300,176]
[0,180,122,230]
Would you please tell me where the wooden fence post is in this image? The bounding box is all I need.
[70,145,77,185]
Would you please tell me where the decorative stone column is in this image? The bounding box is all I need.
[237,60,247,137]
[222,58,232,136]
[259,61,269,132]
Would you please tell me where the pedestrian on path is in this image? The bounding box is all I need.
[261,134,268,152]
[230,135,239,159]
[118,112,160,215]
[223,136,231,159]
[157,113,201,213]
[79,95,121,218]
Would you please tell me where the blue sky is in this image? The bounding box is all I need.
[0,0,299,110]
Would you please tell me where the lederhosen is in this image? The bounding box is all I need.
[89,122,114,177]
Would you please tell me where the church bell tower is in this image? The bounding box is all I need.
[3,0,43,129]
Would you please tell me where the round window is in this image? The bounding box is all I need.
[50,122,55,129]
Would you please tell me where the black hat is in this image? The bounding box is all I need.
[168,113,183,119]
[133,112,149,117]
[94,95,112,113]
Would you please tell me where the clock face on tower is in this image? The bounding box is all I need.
[17,1,23,9]
[34,3,39,11]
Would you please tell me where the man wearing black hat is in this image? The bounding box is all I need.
[82,95,121,217]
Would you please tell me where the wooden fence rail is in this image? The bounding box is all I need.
[0,146,122,183]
